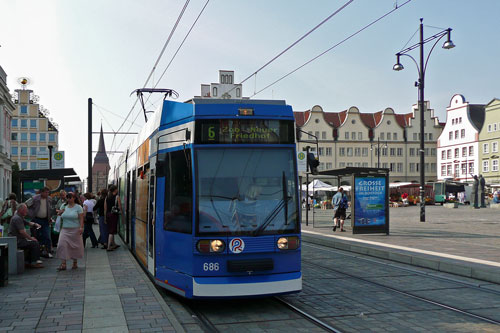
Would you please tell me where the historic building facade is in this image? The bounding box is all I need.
[478,98,500,184]
[0,66,15,199]
[91,125,110,193]
[295,102,443,183]
[10,88,59,170]
[195,70,247,100]
[437,94,485,182]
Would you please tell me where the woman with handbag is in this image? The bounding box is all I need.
[104,185,121,251]
[55,192,84,271]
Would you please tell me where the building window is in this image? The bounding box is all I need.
[345,132,349,140]
[11,147,18,156]
[488,124,492,132]
[462,147,467,157]
[495,123,498,132]
[429,133,433,140]
[410,148,416,156]
[39,147,47,152]
[469,162,474,174]
[30,147,37,156]
[355,162,361,167]
[358,132,363,140]
[441,150,445,159]
[30,162,37,170]
[21,133,28,141]
[387,133,391,140]
[447,164,452,176]
[382,163,388,169]
[49,133,56,142]
[351,132,356,140]
[483,143,489,154]
[21,162,28,170]
[39,133,46,142]
[347,162,353,167]
[339,147,345,156]
[326,162,332,169]
[455,130,459,139]
[21,147,28,156]
[355,147,361,156]
[431,148,436,156]
[431,163,437,172]
[315,131,319,139]
[441,165,446,176]
[449,131,453,140]
[347,148,353,156]
[361,148,367,156]
[453,164,459,177]
[393,133,397,141]
[413,133,417,141]
[492,159,499,172]
[362,162,368,167]
[30,119,37,128]
[390,148,395,156]
[381,148,388,156]
[21,105,28,114]
[397,148,403,156]
[380,133,385,140]
[322,131,326,140]
[21,119,27,128]
[461,163,467,175]
[212,87,217,97]
[410,163,416,172]
[461,129,465,138]
[236,88,241,97]
[339,162,345,168]
[492,142,498,153]
[483,160,489,172]
[469,146,474,156]
[424,133,428,141]
[318,147,324,156]
[390,162,395,171]
[326,147,332,156]
[12,119,18,127]
[11,133,18,141]
[397,163,403,172]
[447,149,451,159]
[454,148,459,158]
[30,133,37,141]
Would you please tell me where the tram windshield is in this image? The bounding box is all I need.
[196,148,299,236]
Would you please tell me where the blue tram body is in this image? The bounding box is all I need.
[109,98,301,298]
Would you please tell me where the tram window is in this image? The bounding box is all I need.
[163,149,193,233]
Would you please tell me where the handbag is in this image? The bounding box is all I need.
[111,196,120,214]
[1,207,13,220]
[54,216,63,233]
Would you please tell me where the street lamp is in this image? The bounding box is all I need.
[393,18,455,222]
[370,138,388,167]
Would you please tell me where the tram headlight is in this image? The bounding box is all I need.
[210,239,225,253]
[197,239,225,253]
[277,237,300,250]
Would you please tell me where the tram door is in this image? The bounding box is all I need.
[147,168,156,274]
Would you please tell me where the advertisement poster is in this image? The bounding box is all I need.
[354,177,386,227]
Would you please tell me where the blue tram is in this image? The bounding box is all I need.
[109,98,301,298]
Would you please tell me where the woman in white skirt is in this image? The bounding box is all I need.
[56,192,84,271]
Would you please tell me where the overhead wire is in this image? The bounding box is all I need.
[401,27,419,50]
[225,0,355,97]
[115,0,210,153]
[110,0,191,153]
[250,0,413,97]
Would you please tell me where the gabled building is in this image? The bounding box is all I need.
[294,101,443,182]
[478,98,500,184]
[0,66,15,199]
[195,70,248,100]
[437,94,485,182]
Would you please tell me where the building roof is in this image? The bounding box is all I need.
[323,110,347,128]
[468,104,486,131]
[293,111,311,127]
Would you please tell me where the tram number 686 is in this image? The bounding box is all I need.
[203,262,219,271]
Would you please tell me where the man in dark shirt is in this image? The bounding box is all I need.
[9,203,44,268]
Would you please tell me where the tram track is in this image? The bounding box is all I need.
[301,242,500,326]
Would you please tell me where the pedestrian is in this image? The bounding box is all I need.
[94,189,109,249]
[56,192,84,271]
[493,192,500,204]
[26,187,53,258]
[104,185,121,251]
[8,203,43,268]
[332,187,348,232]
[1,193,18,233]
[82,193,99,248]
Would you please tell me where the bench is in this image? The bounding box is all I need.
[0,237,21,274]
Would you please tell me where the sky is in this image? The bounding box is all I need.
[1,0,500,182]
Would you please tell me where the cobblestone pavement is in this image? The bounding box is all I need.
[0,229,182,333]
[303,205,500,263]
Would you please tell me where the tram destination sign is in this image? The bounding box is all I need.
[195,119,294,144]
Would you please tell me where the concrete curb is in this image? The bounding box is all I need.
[118,238,186,333]
[302,232,500,285]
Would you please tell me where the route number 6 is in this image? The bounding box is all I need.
[203,262,219,271]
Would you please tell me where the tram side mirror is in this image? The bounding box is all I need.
[185,129,191,141]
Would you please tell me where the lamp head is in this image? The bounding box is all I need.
[442,29,455,49]
[393,53,404,71]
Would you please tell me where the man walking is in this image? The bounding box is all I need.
[332,187,348,232]
[27,187,53,258]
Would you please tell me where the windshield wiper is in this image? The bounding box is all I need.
[253,172,290,236]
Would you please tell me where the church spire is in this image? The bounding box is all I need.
[93,124,109,164]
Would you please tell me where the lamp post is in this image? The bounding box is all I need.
[393,18,455,222]
[370,138,387,167]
